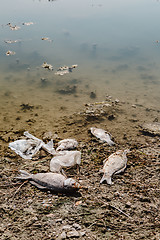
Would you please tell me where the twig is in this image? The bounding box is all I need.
[0,182,22,188]
[95,197,132,219]
[11,180,28,199]
[88,221,98,228]
[109,204,132,219]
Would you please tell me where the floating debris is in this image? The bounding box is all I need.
[50,150,81,173]
[4,39,21,44]
[7,23,20,30]
[141,122,160,136]
[100,149,129,185]
[90,127,115,146]
[41,37,53,42]
[56,139,78,151]
[55,64,78,76]
[22,22,34,26]
[41,62,53,70]
[6,50,16,56]
[16,170,81,192]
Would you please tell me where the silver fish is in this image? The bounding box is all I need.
[100,149,129,185]
[90,127,115,146]
[16,170,81,192]
[50,150,81,173]
[56,138,78,151]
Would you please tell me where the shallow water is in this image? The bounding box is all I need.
[0,0,160,123]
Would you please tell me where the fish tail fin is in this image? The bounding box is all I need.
[16,170,31,180]
[100,174,112,185]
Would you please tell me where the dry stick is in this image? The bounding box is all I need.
[11,180,28,199]
[109,204,132,219]
[88,221,99,229]
[0,182,23,188]
[95,198,132,219]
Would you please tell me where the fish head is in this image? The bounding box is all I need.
[90,127,95,132]
[64,178,81,190]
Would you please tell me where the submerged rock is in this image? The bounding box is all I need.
[90,91,96,99]
[56,85,77,95]
[141,122,160,136]
[80,101,115,120]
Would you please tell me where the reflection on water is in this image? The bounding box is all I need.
[0,0,160,123]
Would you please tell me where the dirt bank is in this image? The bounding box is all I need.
[0,98,160,239]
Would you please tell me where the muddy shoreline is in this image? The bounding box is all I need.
[0,98,160,239]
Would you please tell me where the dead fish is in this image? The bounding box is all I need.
[50,150,81,173]
[41,37,53,42]
[90,127,115,146]
[4,39,21,44]
[41,62,53,70]
[22,22,34,26]
[100,149,129,185]
[9,131,56,159]
[24,131,56,155]
[16,170,81,192]
[7,23,20,30]
[56,138,78,151]
[6,50,16,56]
[9,139,43,159]
[55,64,78,76]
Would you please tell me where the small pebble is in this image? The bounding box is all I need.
[62,225,72,230]
[132,104,136,108]
[58,231,67,240]
[79,231,86,237]
[73,223,81,230]
[67,230,80,238]
[56,218,63,223]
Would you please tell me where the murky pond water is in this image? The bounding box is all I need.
[0,0,160,124]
